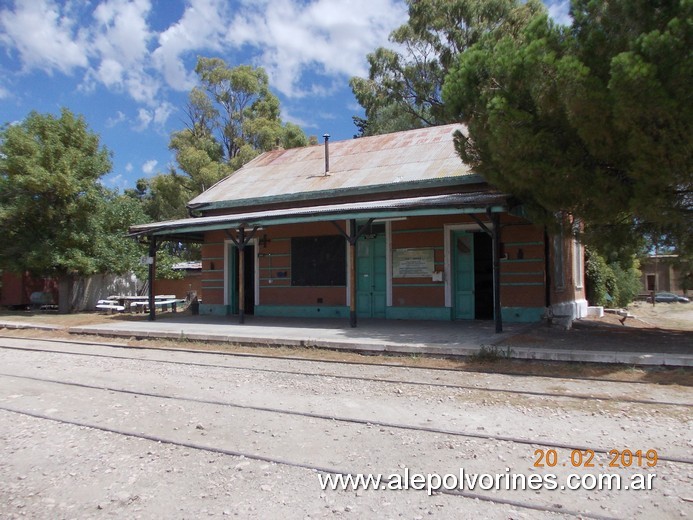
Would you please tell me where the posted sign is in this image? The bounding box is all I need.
[393,248,434,278]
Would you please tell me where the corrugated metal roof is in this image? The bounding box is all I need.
[188,124,472,209]
[130,192,508,238]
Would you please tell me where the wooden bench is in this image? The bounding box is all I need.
[96,300,125,313]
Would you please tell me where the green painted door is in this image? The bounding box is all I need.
[356,234,386,318]
[453,231,475,319]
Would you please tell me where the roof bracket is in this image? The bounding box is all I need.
[470,213,493,237]
[225,226,259,250]
[331,218,374,245]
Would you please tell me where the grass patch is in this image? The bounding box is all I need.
[469,345,514,363]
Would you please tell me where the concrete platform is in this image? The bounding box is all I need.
[59,315,693,367]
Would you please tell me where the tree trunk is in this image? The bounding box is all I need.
[58,276,71,314]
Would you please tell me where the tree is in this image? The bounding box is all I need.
[350,0,544,136]
[124,173,202,275]
[442,0,692,255]
[126,172,191,222]
[170,58,309,196]
[94,190,149,275]
[0,109,142,312]
[585,247,642,308]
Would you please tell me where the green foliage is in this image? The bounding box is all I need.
[442,0,692,255]
[169,57,309,196]
[93,191,148,275]
[585,248,641,307]
[469,345,513,362]
[130,244,186,282]
[585,248,615,307]
[0,109,115,278]
[126,172,192,222]
[350,0,544,136]
[142,57,310,225]
[611,259,642,308]
[169,122,231,196]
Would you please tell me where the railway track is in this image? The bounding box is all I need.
[0,406,621,520]
[1,335,690,519]
[0,336,689,409]
[0,371,690,465]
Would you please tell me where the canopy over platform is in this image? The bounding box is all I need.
[129,191,510,241]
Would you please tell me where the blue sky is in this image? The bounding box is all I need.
[0,0,570,191]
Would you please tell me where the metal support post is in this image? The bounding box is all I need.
[148,237,157,322]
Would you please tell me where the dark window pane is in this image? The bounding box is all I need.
[291,235,346,286]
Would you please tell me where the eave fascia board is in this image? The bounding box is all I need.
[148,204,506,238]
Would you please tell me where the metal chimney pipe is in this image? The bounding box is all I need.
[323,133,330,175]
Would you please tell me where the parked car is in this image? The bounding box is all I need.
[647,292,690,303]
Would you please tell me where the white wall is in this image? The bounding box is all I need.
[70,273,142,311]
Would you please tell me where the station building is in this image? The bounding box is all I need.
[130,124,587,330]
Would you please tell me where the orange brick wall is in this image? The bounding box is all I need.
[199,213,584,317]
[498,219,547,307]
[551,232,586,305]
[200,232,226,305]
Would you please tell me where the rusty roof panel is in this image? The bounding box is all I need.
[189,124,472,208]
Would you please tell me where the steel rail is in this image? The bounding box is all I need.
[0,339,689,409]
[2,372,690,466]
[0,405,623,520]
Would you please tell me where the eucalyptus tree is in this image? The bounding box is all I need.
[350,0,544,136]
[169,58,309,196]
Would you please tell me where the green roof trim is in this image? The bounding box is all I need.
[190,174,486,213]
[150,204,506,238]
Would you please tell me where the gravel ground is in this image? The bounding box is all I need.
[0,336,691,519]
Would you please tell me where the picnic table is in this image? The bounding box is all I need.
[107,295,176,312]
[131,298,186,313]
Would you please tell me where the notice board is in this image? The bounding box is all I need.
[393,248,435,278]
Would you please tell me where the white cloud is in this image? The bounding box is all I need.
[142,159,158,175]
[95,58,125,87]
[132,102,174,131]
[151,0,230,91]
[123,70,161,104]
[0,0,89,74]
[92,0,151,67]
[91,0,161,103]
[153,102,175,126]
[135,107,153,131]
[0,0,408,139]
[226,0,407,98]
[125,162,133,172]
[280,107,315,130]
[106,110,127,128]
